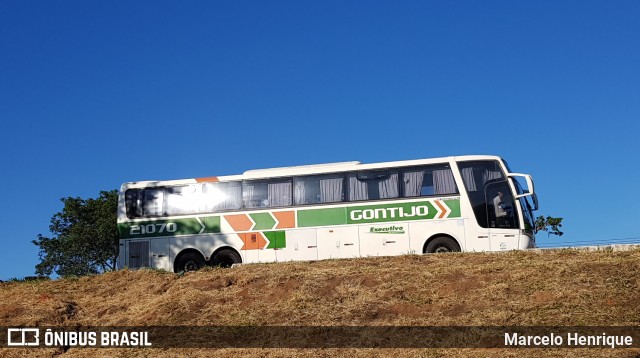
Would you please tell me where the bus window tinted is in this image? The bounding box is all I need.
[348,170,399,201]
[457,160,507,228]
[165,185,201,215]
[402,166,458,197]
[294,174,344,205]
[243,179,292,208]
[202,182,242,211]
[142,188,164,217]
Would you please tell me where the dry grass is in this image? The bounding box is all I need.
[1,249,639,357]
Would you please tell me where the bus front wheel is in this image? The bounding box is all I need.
[175,251,205,273]
[425,237,461,254]
[210,249,241,268]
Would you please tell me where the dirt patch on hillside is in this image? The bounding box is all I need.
[1,249,640,357]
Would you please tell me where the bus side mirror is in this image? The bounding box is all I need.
[508,173,539,211]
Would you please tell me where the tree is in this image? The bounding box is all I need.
[32,190,119,277]
[535,215,564,237]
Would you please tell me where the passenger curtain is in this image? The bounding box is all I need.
[433,169,457,195]
[461,167,477,192]
[268,182,292,207]
[243,185,256,208]
[294,181,306,204]
[483,170,503,183]
[378,172,399,198]
[349,175,368,200]
[219,184,242,210]
[320,178,343,203]
[403,170,425,197]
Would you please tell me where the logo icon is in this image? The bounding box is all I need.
[7,328,40,346]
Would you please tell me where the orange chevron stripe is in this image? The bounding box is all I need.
[195,176,219,183]
[240,232,268,250]
[273,211,295,229]
[225,214,253,232]
[434,200,448,219]
[256,232,268,249]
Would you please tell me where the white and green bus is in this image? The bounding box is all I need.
[117,155,538,272]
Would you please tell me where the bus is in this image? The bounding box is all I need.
[117,155,538,272]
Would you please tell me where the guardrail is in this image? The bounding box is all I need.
[532,244,640,252]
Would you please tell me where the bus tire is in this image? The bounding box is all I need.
[425,236,461,254]
[175,251,205,273]
[210,249,242,268]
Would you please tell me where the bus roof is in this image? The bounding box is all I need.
[120,155,503,190]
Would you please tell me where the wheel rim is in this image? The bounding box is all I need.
[217,255,235,268]
[434,246,451,253]
[184,260,199,272]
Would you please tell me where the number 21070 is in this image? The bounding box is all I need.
[130,223,177,235]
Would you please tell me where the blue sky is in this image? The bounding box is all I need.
[1,1,638,280]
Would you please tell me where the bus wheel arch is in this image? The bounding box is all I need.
[209,247,242,268]
[174,249,206,273]
[423,234,461,254]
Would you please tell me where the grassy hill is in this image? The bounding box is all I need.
[1,248,639,357]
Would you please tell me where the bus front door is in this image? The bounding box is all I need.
[485,181,519,251]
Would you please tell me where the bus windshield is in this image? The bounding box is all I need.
[457,160,519,229]
[513,179,535,233]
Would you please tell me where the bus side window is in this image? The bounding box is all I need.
[348,170,399,201]
[165,185,201,215]
[267,181,292,207]
[243,179,292,209]
[125,189,141,219]
[402,166,458,198]
[202,182,242,212]
[142,188,164,217]
[294,174,345,205]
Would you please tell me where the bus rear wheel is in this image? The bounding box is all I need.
[175,251,205,273]
[210,249,241,268]
[425,237,461,253]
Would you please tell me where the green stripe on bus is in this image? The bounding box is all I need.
[118,216,220,239]
[250,212,276,230]
[444,198,461,218]
[264,231,286,249]
[347,201,437,224]
[201,216,221,233]
[297,199,461,227]
[297,207,347,227]
[119,199,462,238]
